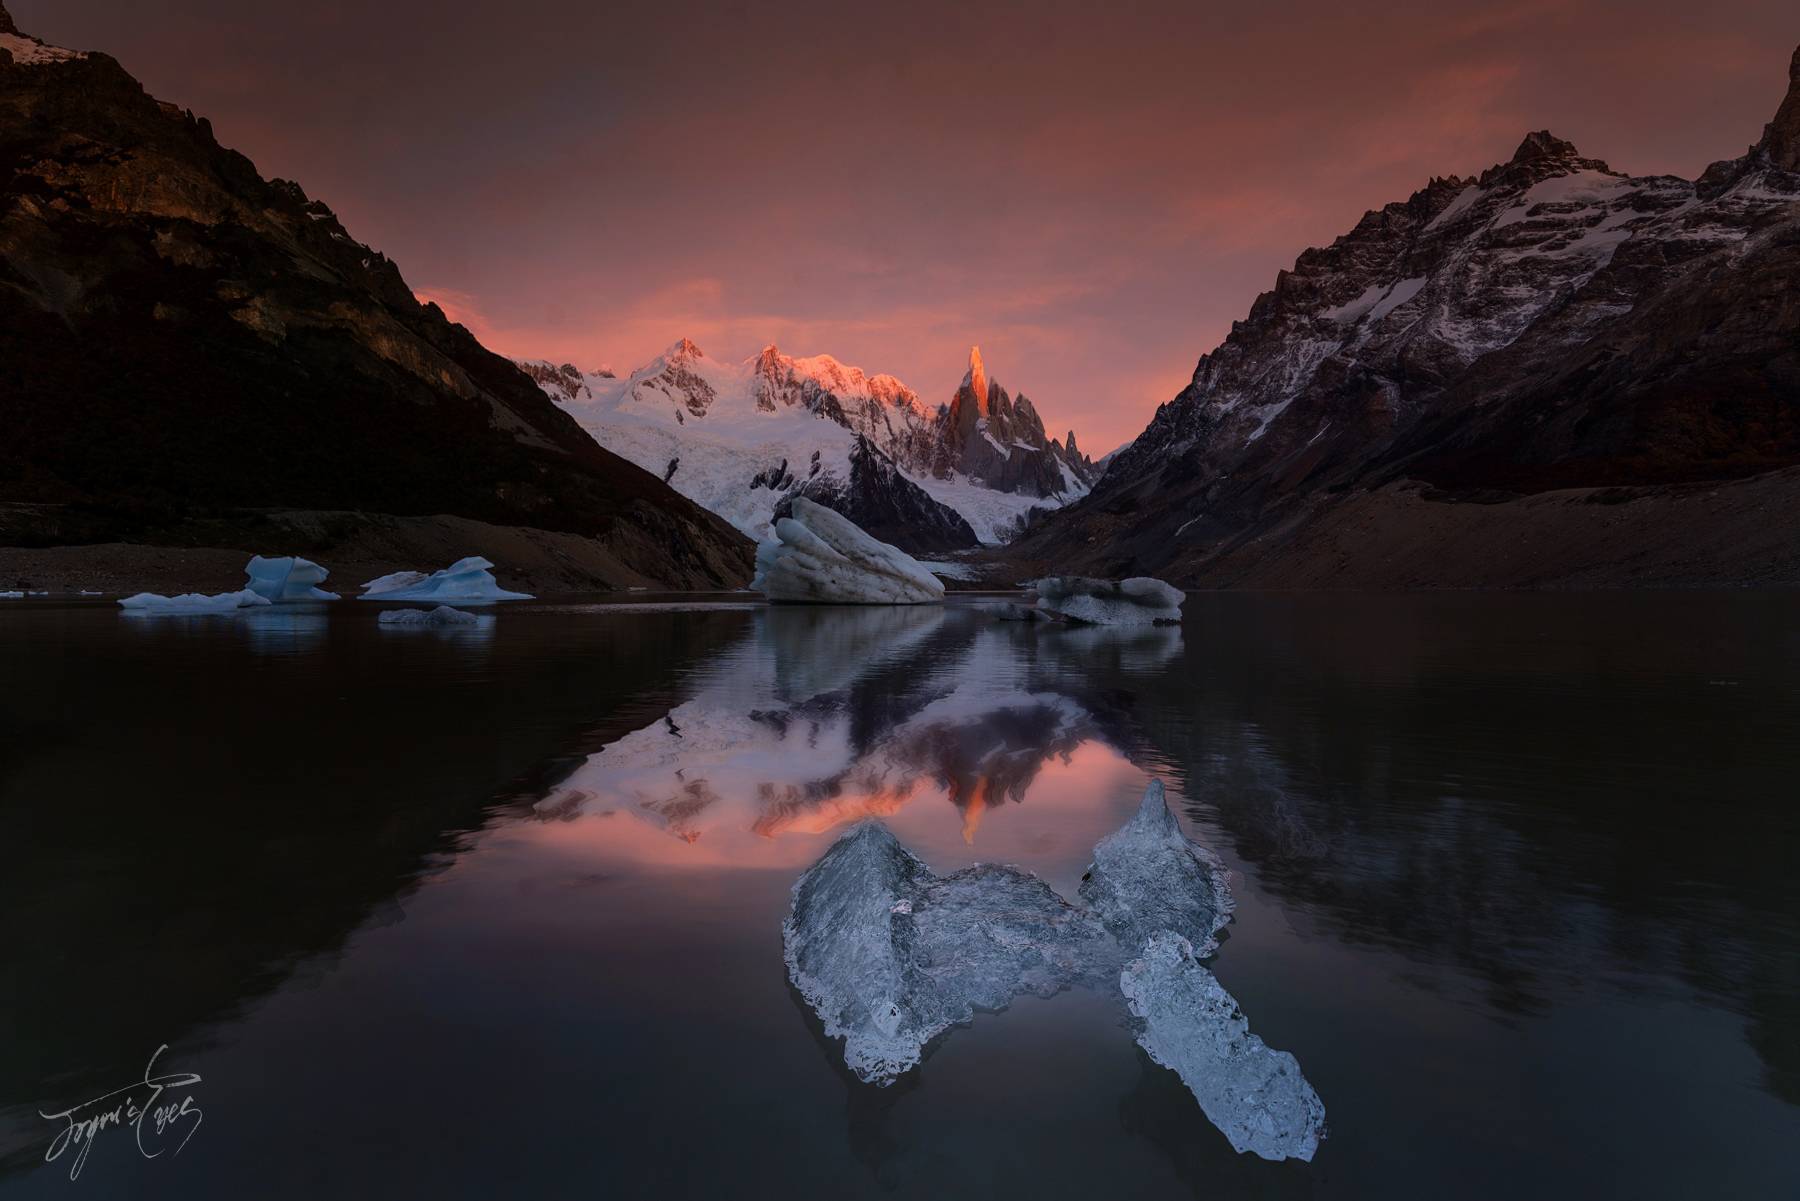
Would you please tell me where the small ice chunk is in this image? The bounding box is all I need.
[378,605,480,626]
[753,498,944,605]
[1079,780,1234,956]
[118,589,272,614]
[1121,933,1326,1162]
[244,555,339,601]
[357,557,532,603]
[1030,576,1183,625]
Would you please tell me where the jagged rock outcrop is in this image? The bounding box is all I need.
[777,435,978,552]
[0,6,753,588]
[1020,48,1800,586]
[929,346,1096,495]
[516,359,614,403]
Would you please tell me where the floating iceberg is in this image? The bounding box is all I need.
[1122,933,1327,1162]
[783,822,1113,1084]
[378,605,480,626]
[783,780,1324,1161]
[1030,576,1183,625]
[357,557,532,603]
[753,498,944,605]
[119,589,271,614]
[244,555,338,601]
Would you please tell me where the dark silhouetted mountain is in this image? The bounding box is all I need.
[0,3,751,588]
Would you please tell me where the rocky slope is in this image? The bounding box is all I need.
[0,4,752,589]
[1020,48,1800,586]
[528,341,1094,550]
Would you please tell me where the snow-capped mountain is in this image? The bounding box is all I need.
[1023,46,1800,585]
[521,341,1097,551]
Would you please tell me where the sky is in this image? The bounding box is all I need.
[16,0,1799,452]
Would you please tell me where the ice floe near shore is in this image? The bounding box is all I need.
[119,589,271,614]
[753,498,943,605]
[245,555,338,602]
[783,780,1324,1161]
[378,605,480,626]
[1030,576,1183,625]
[358,557,532,603]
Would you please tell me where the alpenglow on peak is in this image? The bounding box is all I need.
[963,345,989,413]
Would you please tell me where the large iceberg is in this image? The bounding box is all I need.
[244,555,338,602]
[753,498,944,605]
[357,557,532,603]
[1122,933,1327,1162]
[783,780,1325,1161]
[1029,576,1183,625]
[119,589,271,614]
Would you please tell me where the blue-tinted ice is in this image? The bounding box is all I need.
[783,780,1325,1162]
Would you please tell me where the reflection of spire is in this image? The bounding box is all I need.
[960,778,988,844]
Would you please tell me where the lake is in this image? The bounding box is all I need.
[1,593,1796,1198]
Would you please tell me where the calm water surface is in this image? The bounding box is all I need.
[1,593,1796,1198]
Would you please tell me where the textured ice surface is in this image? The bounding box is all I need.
[783,822,1112,1083]
[360,570,427,595]
[1030,576,1183,625]
[1122,933,1327,1162]
[754,498,945,604]
[118,589,271,614]
[784,780,1324,1160]
[1079,780,1234,956]
[357,557,532,603]
[244,555,338,601]
[378,605,480,626]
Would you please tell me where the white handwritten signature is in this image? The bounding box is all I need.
[38,1045,203,1181]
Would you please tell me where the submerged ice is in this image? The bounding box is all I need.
[358,557,532,603]
[378,605,480,626]
[753,498,944,605]
[783,780,1324,1161]
[1030,576,1183,625]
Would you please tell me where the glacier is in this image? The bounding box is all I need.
[1030,576,1184,625]
[357,557,532,603]
[783,780,1325,1160]
[378,605,480,626]
[245,554,339,602]
[118,589,271,614]
[752,498,945,605]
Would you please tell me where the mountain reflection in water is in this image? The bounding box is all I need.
[533,605,1178,860]
[0,594,1795,1199]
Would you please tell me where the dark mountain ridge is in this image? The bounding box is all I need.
[0,3,752,588]
[1019,46,1800,587]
